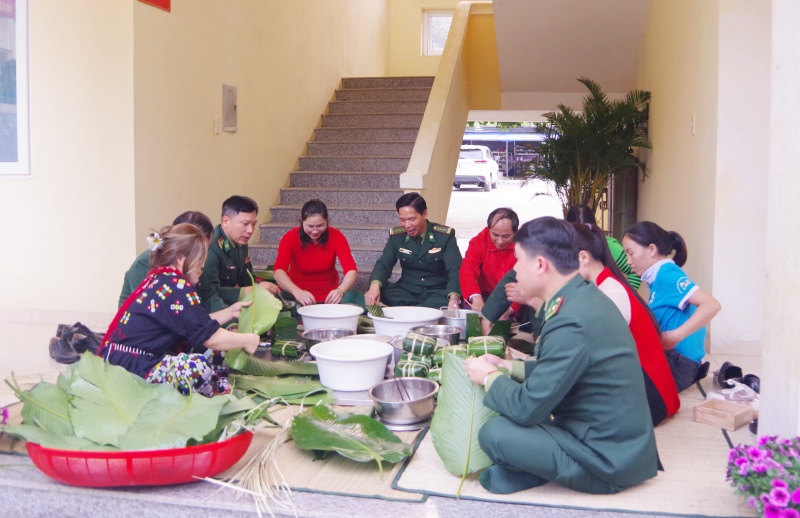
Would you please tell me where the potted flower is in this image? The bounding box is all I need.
[525,77,651,221]
[727,436,800,516]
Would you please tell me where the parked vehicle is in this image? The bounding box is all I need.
[454,145,498,191]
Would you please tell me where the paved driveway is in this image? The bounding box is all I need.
[446,179,563,254]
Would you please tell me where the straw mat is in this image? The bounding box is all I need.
[392,383,757,517]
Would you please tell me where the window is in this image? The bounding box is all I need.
[0,0,29,176]
[422,10,453,56]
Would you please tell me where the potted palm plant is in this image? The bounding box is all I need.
[526,78,651,221]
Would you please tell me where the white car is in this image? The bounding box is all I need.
[454,145,499,191]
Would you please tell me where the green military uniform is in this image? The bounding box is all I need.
[118,249,151,308]
[369,221,462,309]
[197,225,254,312]
[479,274,658,494]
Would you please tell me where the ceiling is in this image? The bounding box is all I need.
[486,0,651,115]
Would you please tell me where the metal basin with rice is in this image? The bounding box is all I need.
[370,306,443,337]
[301,328,354,347]
[439,308,480,340]
[297,304,363,332]
[309,339,393,392]
[369,378,439,424]
[410,324,462,346]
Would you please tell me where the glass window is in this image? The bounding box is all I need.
[0,0,29,177]
[423,11,453,56]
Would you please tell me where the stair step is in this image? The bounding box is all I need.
[321,113,424,128]
[270,204,398,226]
[298,156,410,172]
[290,171,401,189]
[280,187,403,206]
[313,127,420,142]
[335,88,432,102]
[342,76,434,89]
[250,242,386,271]
[306,141,415,157]
[327,100,429,115]
[260,222,394,245]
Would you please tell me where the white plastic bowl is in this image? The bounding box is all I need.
[370,306,444,337]
[309,339,394,392]
[297,304,363,332]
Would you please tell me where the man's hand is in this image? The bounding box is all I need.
[364,284,381,306]
[258,281,281,295]
[448,294,461,311]
[481,317,493,335]
[660,330,681,350]
[478,353,512,371]
[504,282,526,304]
[464,356,499,385]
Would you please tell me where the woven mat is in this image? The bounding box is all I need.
[392,383,757,517]
[218,405,426,502]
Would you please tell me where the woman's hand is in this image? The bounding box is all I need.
[469,295,484,312]
[242,333,260,355]
[293,289,316,307]
[210,300,251,325]
[325,288,345,305]
[258,281,281,295]
[464,356,499,385]
[660,330,681,350]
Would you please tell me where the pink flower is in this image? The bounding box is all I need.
[773,479,789,489]
[0,406,8,425]
[771,487,791,507]
[748,496,758,507]
[765,504,782,518]
[750,447,768,460]
[791,487,800,504]
[753,462,768,473]
[780,509,800,518]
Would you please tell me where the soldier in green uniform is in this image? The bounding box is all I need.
[117,211,214,308]
[465,217,658,495]
[197,195,280,312]
[365,193,462,310]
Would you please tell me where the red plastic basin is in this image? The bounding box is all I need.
[26,431,253,487]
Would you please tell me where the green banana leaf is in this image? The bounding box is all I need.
[273,316,299,342]
[118,389,229,450]
[4,374,73,436]
[466,313,482,340]
[430,353,498,496]
[230,374,332,405]
[239,271,283,335]
[68,353,160,447]
[489,320,512,345]
[291,405,411,477]
[1,423,118,451]
[225,349,319,377]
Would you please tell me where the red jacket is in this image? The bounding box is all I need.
[459,227,517,304]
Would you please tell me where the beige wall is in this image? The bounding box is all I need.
[636,0,720,299]
[134,0,390,249]
[466,12,501,110]
[0,0,135,317]
[388,0,461,76]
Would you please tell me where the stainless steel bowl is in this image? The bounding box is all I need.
[302,328,355,348]
[369,378,439,424]
[409,324,462,346]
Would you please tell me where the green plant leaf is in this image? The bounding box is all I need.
[430,353,498,496]
[291,405,411,477]
[118,390,229,450]
[466,313,482,340]
[2,424,119,451]
[68,353,160,447]
[273,316,299,341]
[489,320,512,345]
[225,349,319,377]
[231,374,330,401]
[4,374,73,436]
[239,271,283,335]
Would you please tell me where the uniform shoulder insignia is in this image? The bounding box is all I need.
[217,237,232,253]
[217,237,225,249]
[432,224,453,235]
[389,226,406,236]
[544,296,564,321]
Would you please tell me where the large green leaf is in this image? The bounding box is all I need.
[68,353,160,447]
[239,271,283,335]
[4,375,73,436]
[430,353,498,496]
[291,405,411,477]
[225,349,319,377]
[118,390,228,450]
[1,423,118,451]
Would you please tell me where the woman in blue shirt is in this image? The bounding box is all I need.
[622,222,721,392]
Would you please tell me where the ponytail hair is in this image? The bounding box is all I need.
[149,223,209,280]
[624,221,688,267]
[573,222,661,333]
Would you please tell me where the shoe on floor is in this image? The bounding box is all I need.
[694,361,711,384]
[742,373,761,393]
[713,361,742,388]
[70,333,99,354]
[49,337,80,364]
[478,465,548,494]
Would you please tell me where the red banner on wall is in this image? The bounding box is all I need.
[0,0,16,19]
[139,0,170,12]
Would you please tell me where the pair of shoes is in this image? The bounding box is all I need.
[49,336,80,364]
[713,361,743,389]
[749,418,758,434]
[693,361,710,383]
[742,374,760,394]
[56,322,101,354]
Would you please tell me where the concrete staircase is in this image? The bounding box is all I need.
[250,76,435,290]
